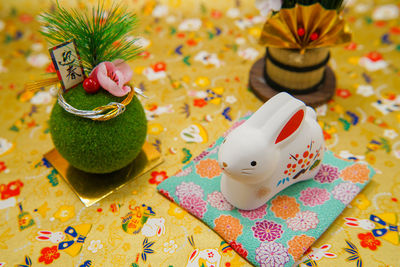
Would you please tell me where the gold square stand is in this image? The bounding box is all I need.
[44,142,163,207]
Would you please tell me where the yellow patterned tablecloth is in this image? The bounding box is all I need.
[0,0,399,266]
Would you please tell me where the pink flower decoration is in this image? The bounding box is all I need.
[180,195,207,219]
[332,182,360,205]
[89,59,133,97]
[176,182,204,201]
[238,204,268,220]
[299,187,330,207]
[252,220,283,242]
[207,191,234,211]
[287,211,319,232]
[314,164,339,183]
[255,242,289,267]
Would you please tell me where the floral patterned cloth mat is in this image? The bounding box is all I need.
[1,0,400,266]
[158,117,375,266]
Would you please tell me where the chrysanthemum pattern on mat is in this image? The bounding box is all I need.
[332,182,360,205]
[175,181,204,200]
[255,242,290,267]
[288,235,316,261]
[313,164,339,183]
[157,143,374,266]
[299,187,330,207]
[252,220,283,242]
[195,158,222,178]
[287,211,319,232]
[214,215,243,243]
[271,195,300,219]
[180,194,207,219]
[238,203,267,220]
[207,191,234,211]
[340,163,370,183]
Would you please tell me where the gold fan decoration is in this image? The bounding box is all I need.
[259,3,352,53]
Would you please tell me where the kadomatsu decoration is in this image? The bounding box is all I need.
[250,0,352,106]
[35,3,147,173]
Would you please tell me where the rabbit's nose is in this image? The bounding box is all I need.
[222,162,228,168]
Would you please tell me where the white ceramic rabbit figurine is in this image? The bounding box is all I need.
[218,92,325,210]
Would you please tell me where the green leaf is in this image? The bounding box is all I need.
[144,241,155,248]
[339,118,351,131]
[25,255,32,266]
[343,248,357,254]
[380,138,391,153]
[347,255,359,261]
[345,240,357,250]
[9,125,19,132]
[143,248,154,254]
[188,236,195,248]
[183,56,191,66]
[200,3,207,14]
[183,133,194,138]
[232,44,238,52]
[281,0,344,10]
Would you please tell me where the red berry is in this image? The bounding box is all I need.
[297,27,305,37]
[310,32,319,41]
[83,77,100,93]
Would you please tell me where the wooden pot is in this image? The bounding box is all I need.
[264,47,330,94]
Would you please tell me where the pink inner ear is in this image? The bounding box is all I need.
[346,222,358,227]
[345,217,356,221]
[275,109,304,144]
[37,236,49,240]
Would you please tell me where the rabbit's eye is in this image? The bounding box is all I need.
[251,161,257,166]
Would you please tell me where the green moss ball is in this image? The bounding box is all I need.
[50,85,147,173]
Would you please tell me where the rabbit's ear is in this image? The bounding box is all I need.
[344,217,358,223]
[262,97,306,145]
[37,236,50,240]
[345,222,359,227]
[324,252,337,258]
[320,244,331,251]
[39,231,52,235]
[188,249,200,263]
[246,92,294,128]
